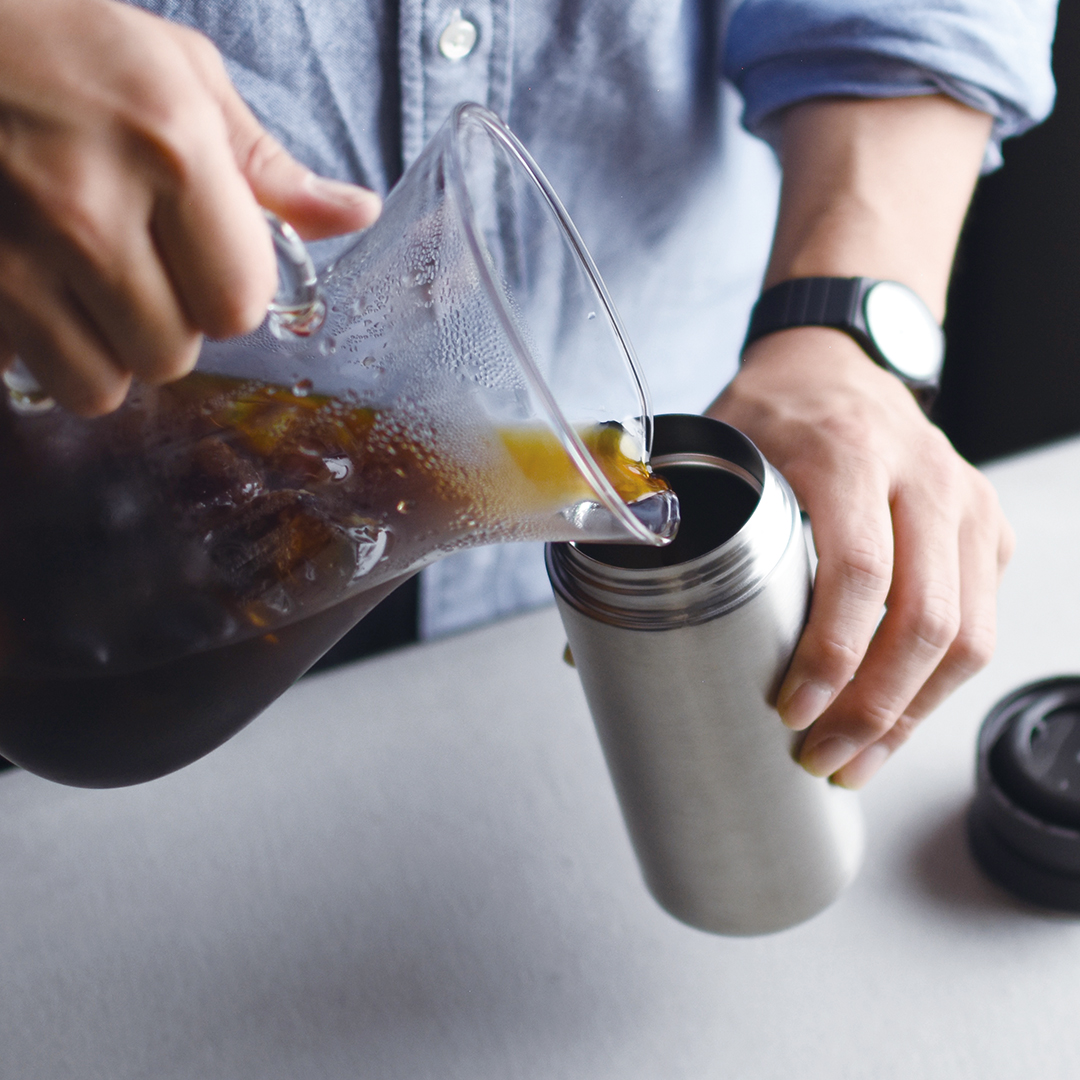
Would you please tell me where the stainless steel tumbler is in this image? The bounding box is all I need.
[545,414,864,935]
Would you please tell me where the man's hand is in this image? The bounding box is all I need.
[709,94,1009,787]
[708,329,1013,788]
[0,0,381,415]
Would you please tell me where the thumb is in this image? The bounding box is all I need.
[196,48,381,239]
[234,121,382,240]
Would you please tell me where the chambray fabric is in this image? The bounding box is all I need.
[133,0,1056,638]
[726,0,1057,168]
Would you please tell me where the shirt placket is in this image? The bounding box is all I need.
[398,0,514,168]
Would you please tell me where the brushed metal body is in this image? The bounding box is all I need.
[546,416,864,935]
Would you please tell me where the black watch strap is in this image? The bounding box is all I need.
[743,277,873,359]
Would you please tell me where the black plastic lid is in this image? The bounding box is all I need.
[968,676,1080,911]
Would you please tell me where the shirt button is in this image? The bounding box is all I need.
[438,10,478,61]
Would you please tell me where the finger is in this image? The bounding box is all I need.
[831,481,1007,788]
[776,458,894,731]
[121,28,280,340]
[151,128,278,341]
[0,118,205,389]
[797,477,963,778]
[64,209,203,386]
[151,26,377,337]
[0,137,202,392]
[241,132,383,241]
[0,255,131,415]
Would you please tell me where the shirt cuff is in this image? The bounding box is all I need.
[723,2,1057,172]
[730,53,1014,170]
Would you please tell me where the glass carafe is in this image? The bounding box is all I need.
[0,104,676,787]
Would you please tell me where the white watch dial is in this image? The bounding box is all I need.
[863,281,944,383]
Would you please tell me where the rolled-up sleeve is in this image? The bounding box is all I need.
[723,0,1059,167]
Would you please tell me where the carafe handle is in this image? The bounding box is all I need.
[2,211,325,414]
[265,212,326,338]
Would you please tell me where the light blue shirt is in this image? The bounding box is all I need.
[137,0,1057,638]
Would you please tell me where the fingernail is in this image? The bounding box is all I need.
[304,173,382,214]
[831,743,892,789]
[800,736,858,778]
[778,680,834,730]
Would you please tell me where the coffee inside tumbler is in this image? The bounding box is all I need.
[580,458,761,569]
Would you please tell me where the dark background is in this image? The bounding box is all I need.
[936,0,1080,461]
[1,12,1078,774]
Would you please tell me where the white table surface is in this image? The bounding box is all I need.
[3,437,1080,1080]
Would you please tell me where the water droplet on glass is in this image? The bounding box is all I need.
[346,524,389,579]
[318,337,337,356]
[396,500,414,514]
[587,311,597,320]
[325,457,351,481]
[262,585,292,616]
[362,355,378,368]
[292,378,313,397]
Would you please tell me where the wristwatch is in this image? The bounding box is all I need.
[742,277,945,409]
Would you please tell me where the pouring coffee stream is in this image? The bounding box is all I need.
[0,104,678,787]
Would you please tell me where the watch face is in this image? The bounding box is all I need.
[862,281,944,384]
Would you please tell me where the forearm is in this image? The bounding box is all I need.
[765,95,993,318]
